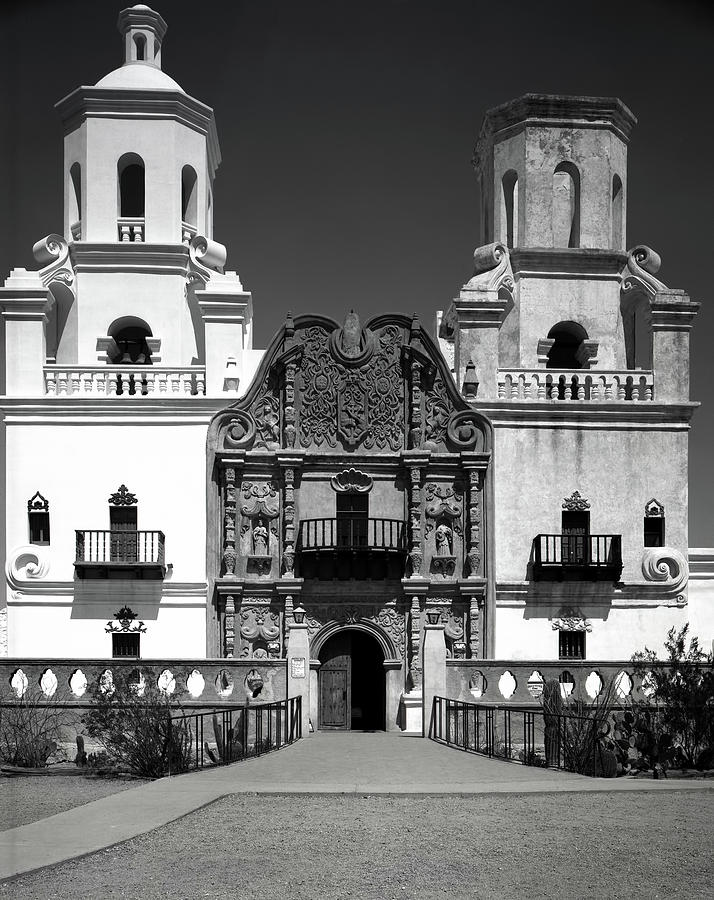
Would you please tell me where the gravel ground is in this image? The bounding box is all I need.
[1,791,712,899]
[0,775,149,831]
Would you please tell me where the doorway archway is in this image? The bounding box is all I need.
[318,629,385,731]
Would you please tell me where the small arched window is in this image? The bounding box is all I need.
[501,170,518,249]
[553,162,580,248]
[118,154,145,218]
[108,316,153,365]
[612,175,623,249]
[546,321,588,369]
[134,34,146,61]
[181,165,198,229]
[69,162,82,238]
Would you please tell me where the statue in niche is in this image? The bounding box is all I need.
[435,523,453,556]
[341,310,363,358]
[252,520,269,556]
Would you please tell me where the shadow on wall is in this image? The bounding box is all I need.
[71,580,163,620]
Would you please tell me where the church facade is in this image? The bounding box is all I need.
[1,6,712,733]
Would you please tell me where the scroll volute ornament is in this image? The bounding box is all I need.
[223,411,257,450]
[446,411,487,451]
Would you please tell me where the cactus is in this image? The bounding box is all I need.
[542,680,563,767]
[74,735,87,767]
[204,713,244,764]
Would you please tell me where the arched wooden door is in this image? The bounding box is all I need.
[318,630,385,731]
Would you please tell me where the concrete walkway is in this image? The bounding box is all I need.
[2,731,713,881]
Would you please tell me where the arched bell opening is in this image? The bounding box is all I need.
[316,627,387,731]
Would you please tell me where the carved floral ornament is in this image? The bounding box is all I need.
[105,606,146,634]
[330,468,373,493]
[550,607,592,632]
[108,484,138,506]
[240,483,279,520]
[562,491,590,511]
[645,498,665,518]
[27,491,49,513]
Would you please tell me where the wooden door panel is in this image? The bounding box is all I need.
[320,669,348,727]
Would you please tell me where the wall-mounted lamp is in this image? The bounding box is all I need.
[426,609,441,626]
[293,604,306,624]
[462,359,479,399]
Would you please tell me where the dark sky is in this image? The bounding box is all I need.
[1,0,712,544]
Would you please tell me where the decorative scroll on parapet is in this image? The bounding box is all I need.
[642,547,689,603]
[620,245,667,299]
[550,607,592,632]
[462,242,514,295]
[187,235,235,286]
[33,234,74,289]
[6,545,51,586]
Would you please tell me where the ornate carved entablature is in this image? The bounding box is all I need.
[562,491,590,511]
[645,498,665,518]
[550,607,592,632]
[108,484,138,506]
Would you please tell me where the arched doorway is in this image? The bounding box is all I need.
[318,629,385,731]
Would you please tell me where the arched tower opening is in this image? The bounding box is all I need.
[612,174,624,249]
[181,165,198,239]
[501,169,519,249]
[69,162,82,239]
[108,316,153,365]
[546,321,588,369]
[552,162,581,248]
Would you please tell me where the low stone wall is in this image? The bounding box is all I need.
[446,659,651,705]
[0,659,287,707]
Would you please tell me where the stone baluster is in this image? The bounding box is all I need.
[196,370,206,396]
[222,465,238,576]
[45,371,56,395]
[183,373,192,395]
[170,373,181,393]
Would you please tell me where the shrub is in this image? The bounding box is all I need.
[83,672,193,778]
[631,624,714,770]
[0,688,68,768]
[541,679,619,776]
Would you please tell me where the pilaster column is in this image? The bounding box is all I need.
[221,462,243,576]
[409,595,423,689]
[224,594,236,658]
[402,451,430,578]
[196,288,252,397]
[422,614,446,737]
[278,454,304,578]
[286,618,311,736]
[0,269,54,396]
[650,289,700,403]
[462,464,483,578]
[451,290,511,400]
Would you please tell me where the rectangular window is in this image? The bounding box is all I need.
[644,517,665,547]
[29,512,50,545]
[559,630,585,660]
[336,493,368,548]
[112,632,140,658]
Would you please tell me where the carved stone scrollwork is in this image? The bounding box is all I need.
[645,498,665,518]
[409,595,422,689]
[463,241,514,294]
[250,394,281,449]
[282,467,296,577]
[283,360,298,449]
[240,482,279,520]
[407,466,424,577]
[239,602,281,659]
[447,411,487,451]
[550,607,592,632]
[224,594,235,658]
[33,233,74,289]
[108,484,138,506]
[641,547,688,594]
[562,491,590,511]
[328,310,376,367]
[469,595,481,659]
[331,468,373,493]
[621,245,667,299]
[465,469,482,577]
[304,603,407,660]
[425,484,463,537]
[426,601,467,658]
[223,411,256,449]
[222,467,238,576]
[408,355,423,450]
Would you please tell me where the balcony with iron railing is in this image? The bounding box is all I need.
[75,530,166,579]
[532,534,623,581]
[44,366,206,397]
[296,517,407,580]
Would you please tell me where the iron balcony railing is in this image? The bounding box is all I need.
[533,534,622,580]
[297,517,407,552]
[75,529,165,575]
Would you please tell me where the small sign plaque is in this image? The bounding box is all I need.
[291,657,306,679]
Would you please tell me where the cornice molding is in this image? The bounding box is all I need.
[55,87,221,177]
[510,247,627,280]
[70,243,189,275]
[473,401,698,429]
